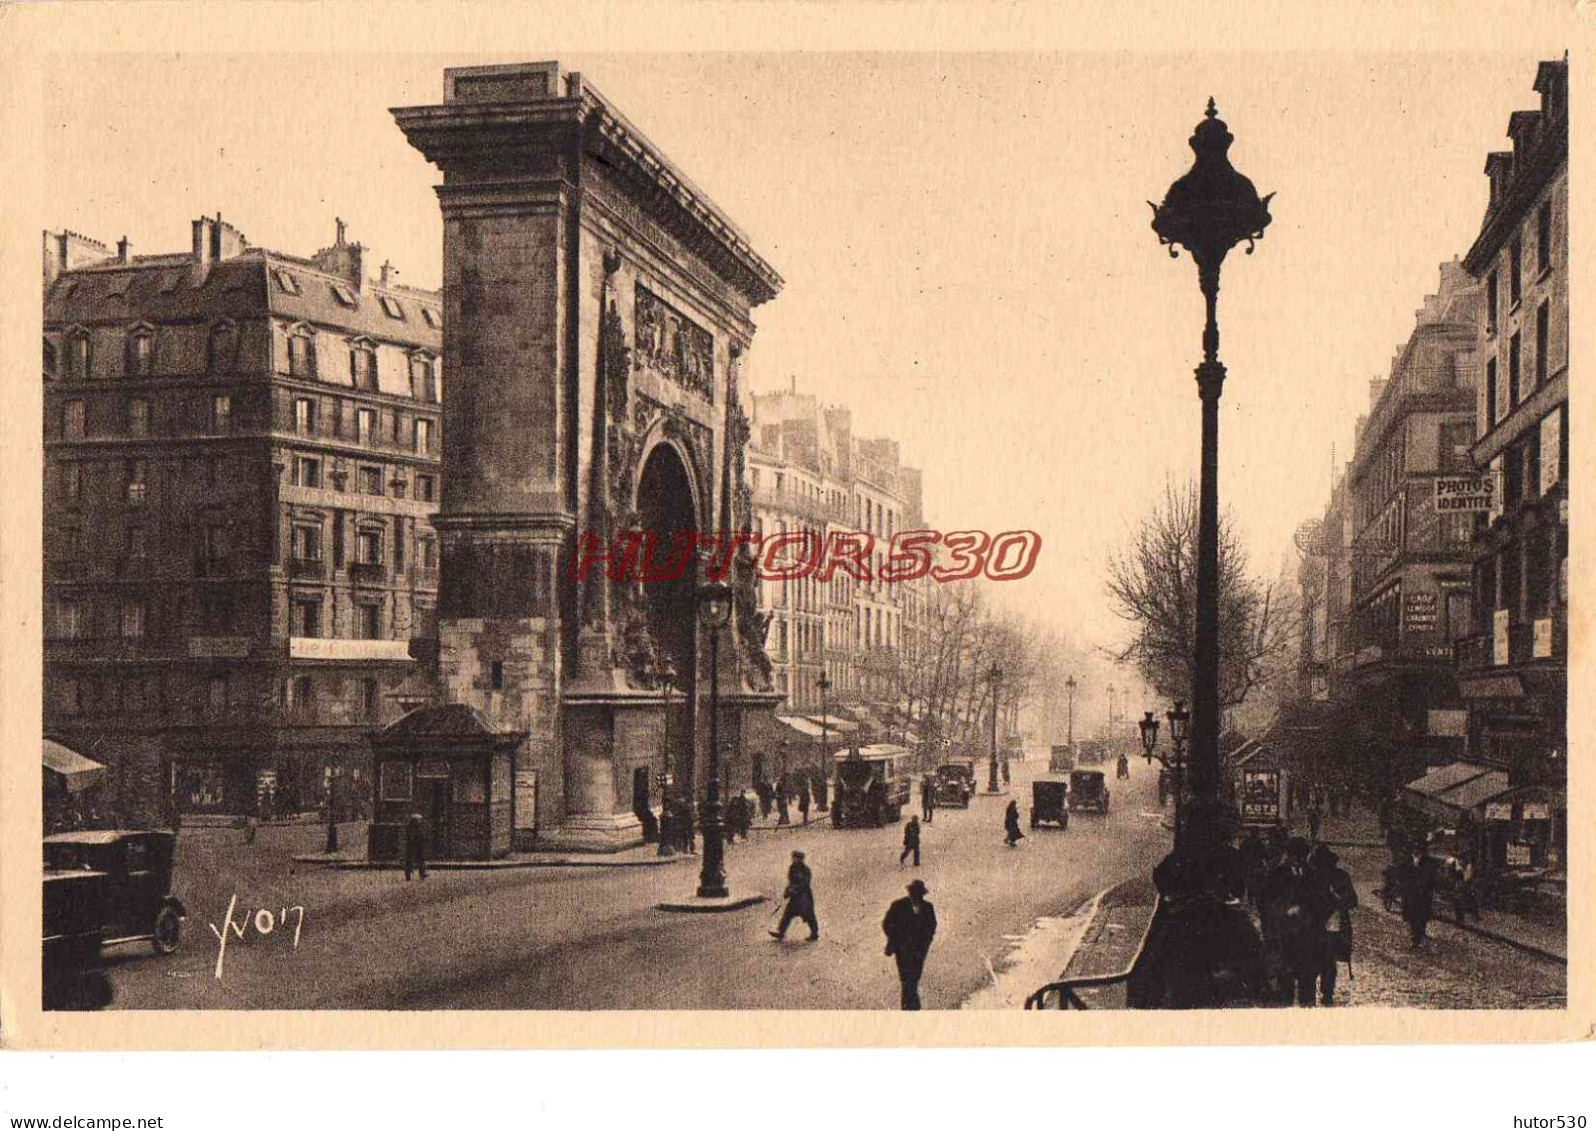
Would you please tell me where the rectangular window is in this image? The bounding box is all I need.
[1535,301,1549,386]
[63,400,85,441]
[380,761,413,802]
[288,335,315,379]
[415,474,436,503]
[293,456,321,489]
[61,462,82,505]
[358,466,384,496]
[274,269,301,295]
[292,524,321,561]
[410,357,437,402]
[1509,239,1522,306]
[67,336,92,380]
[420,538,437,570]
[356,528,383,566]
[393,518,405,571]
[1509,333,1522,408]
[126,334,153,378]
[292,675,316,712]
[211,394,232,434]
[294,398,316,435]
[120,599,146,639]
[1485,359,1498,428]
[351,347,377,391]
[201,592,235,633]
[362,678,380,719]
[125,459,149,505]
[379,295,405,320]
[357,408,375,445]
[1438,422,1473,474]
[57,598,85,640]
[207,675,229,712]
[414,418,433,455]
[292,600,321,638]
[126,524,148,560]
[1486,270,1498,334]
[357,603,382,640]
[127,398,149,437]
[1537,200,1553,273]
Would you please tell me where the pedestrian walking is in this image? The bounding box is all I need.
[882,879,937,1010]
[770,850,819,941]
[1450,852,1480,924]
[899,815,921,867]
[814,773,828,812]
[921,776,936,824]
[403,812,428,881]
[1307,794,1324,843]
[1003,799,1024,847]
[1260,837,1318,1005]
[1396,843,1439,947]
[775,781,791,826]
[798,783,811,826]
[1308,844,1358,1006]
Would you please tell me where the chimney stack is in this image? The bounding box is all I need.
[117,236,133,264]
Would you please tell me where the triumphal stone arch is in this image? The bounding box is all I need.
[394,62,783,851]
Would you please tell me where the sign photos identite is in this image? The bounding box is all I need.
[1435,473,1495,513]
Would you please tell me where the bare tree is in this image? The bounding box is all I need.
[1105,482,1300,711]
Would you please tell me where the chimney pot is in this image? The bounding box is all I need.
[117,236,132,263]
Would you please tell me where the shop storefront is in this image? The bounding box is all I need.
[1398,761,1564,893]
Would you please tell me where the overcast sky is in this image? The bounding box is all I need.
[43,50,1553,698]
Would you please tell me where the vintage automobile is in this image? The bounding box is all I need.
[43,830,187,956]
[1067,769,1110,814]
[1048,744,1075,774]
[1029,779,1071,830]
[1075,739,1111,766]
[832,745,913,828]
[932,760,978,807]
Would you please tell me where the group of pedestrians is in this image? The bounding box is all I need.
[1241,831,1358,1006]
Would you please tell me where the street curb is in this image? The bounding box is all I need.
[656,893,768,913]
[291,854,688,870]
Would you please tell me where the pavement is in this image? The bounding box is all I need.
[100,760,1173,1010]
[1043,804,1566,1010]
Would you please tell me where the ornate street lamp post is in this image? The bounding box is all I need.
[816,672,832,798]
[1166,701,1190,849]
[696,581,732,899]
[324,762,341,855]
[656,657,677,858]
[1066,675,1076,748]
[986,666,1003,793]
[1149,98,1272,858]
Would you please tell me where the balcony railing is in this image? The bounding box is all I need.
[753,484,849,527]
[1454,615,1565,672]
[288,557,326,580]
[351,561,387,584]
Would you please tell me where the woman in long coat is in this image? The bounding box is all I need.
[1004,799,1024,847]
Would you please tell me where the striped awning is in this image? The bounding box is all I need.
[43,739,107,793]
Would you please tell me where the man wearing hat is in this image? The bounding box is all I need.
[770,850,819,942]
[882,879,938,1010]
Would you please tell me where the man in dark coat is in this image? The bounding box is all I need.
[798,783,811,826]
[921,776,936,823]
[899,815,921,867]
[1004,799,1024,847]
[402,812,428,881]
[882,879,937,1010]
[756,779,773,820]
[1396,844,1440,947]
[1308,844,1358,1005]
[814,773,828,812]
[775,780,791,826]
[1259,837,1318,1004]
[770,850,819,941]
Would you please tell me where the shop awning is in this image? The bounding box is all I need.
[43,739,107,793]
[1401,761,1508,821]
[805,714,859,734]
[1405,761,1496,798]
[775,715,826,739]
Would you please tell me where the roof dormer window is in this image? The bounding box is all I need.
[421,307,441,329]
[330,282,358,308]
[274,269,301,295]
[379,294,405,320]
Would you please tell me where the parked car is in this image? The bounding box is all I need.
[1067,770,1110,814]
[832,746,914,828]
[1029,779,1070,830]
[43,830,187,956]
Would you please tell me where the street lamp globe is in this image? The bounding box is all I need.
[989,666,1003,686]
[1139,711,1160,762]
[1166,700,1191,746]
[1149,99,1273,273]
[697,581,732,631]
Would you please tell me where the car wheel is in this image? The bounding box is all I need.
[153,906,181,955]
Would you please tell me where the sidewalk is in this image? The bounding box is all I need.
[1031,877,1160,1009]
[293,842,688,870]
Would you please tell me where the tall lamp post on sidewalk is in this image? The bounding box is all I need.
[986,665,1003,793]
[696,581,732,899]
[1140,704,1190,849]
[1148,97,1271,1004]
[656,657,677,858]
[1066,675,1076,748]
[1149,97,1270,857]
[817,672,832,783]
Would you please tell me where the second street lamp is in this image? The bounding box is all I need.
[1066,675,1077,748]
[1166,699,1191,850]
[986,666,1003,793]
[696,581,732,899]
[656,657,677,858]
[816,672,832,799]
